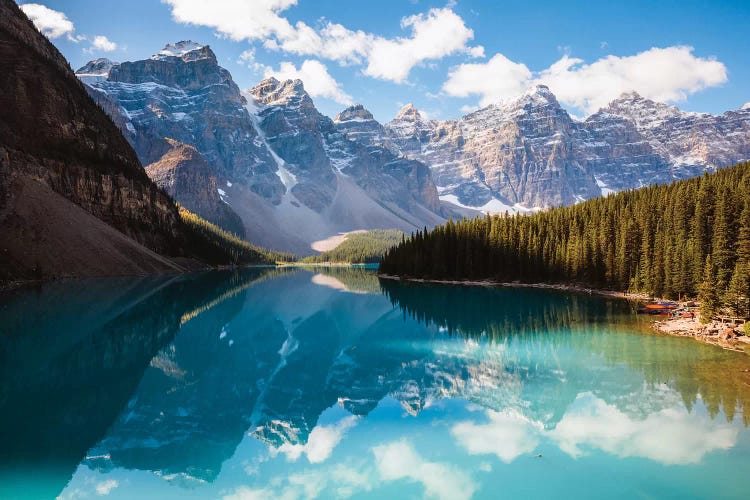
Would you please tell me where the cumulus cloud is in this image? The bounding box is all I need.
[264,59,353,105]
[373,440,476,500]
[451,392,738,466]
[20,3,75,40]
[275,415,358,463]
[163,1,480,83]
[363,8,478,83]
[547,392,738,464]
[451,409,541,463]
[443,53,532,106]
[90,35,118,52]
[443,46,728,115]
[94,479,119,496]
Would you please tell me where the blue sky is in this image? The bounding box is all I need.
[18,0,750,122]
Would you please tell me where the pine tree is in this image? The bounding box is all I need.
[726,262,750,318]
[698,255,721,323]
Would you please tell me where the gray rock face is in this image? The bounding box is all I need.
[248,80,443,217]
[588,92,750,181]
[79,42,284,206]
[386,87,750,210]
[77,46,446,254]
[145,138,245,237]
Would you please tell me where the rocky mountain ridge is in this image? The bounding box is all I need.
[0,0,189,281]
[78,44,446,254]
[385,86,750,210]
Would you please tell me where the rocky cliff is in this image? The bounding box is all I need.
[386,86,750,211]
[145,138,245,237]
[0,0,188,281]
[78,48,446,254]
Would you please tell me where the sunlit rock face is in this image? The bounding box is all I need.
[386,87,750,211]
[145,138,245,237]
[587,92,750,182]
[77,42,283,205]
[76,47,446,252]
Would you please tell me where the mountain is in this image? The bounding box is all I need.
[77,46,446,254]
[145,138,245,237]
[0,2,282,283]
[589,92,750,181]
[385,86,750,211]
[0,0,190,281]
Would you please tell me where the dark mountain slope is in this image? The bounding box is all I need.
[0,0,276,282]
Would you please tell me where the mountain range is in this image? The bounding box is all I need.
[386,86,750,210]
[75,42,749,255]
[0,2,278,283]
[77,43,447,254]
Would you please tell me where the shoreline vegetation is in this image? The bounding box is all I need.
[378,274,750,352]
[379,162,750,353]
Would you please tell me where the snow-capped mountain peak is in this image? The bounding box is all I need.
[742,102,750,110]
[394,103,424,122]
[152,40,207,60]
[334,104,375,123]
[250,77,310,108]
[517,84,558,105]
[75,58,118,83]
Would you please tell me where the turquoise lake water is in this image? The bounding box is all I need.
[1,267,749,499]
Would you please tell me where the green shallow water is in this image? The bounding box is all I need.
[1,267,749,499]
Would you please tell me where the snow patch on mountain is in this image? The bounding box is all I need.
[441,194,535,215]
[242,91,299,195]
[153,40,205,60]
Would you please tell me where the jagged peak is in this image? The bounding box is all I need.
[75,58,117,76]
[250,76,311,106]
[514,84,559,106]
[151,40,214,62]
[394,103,423,122]
[334,104,374,123]
[617,90,644,101]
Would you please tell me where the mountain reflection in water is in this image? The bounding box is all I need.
[0,267,748,499]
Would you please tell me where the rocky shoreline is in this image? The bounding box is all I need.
[378,274,749,353]
[653,316,749,352]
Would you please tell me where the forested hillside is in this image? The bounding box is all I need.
[180,208,295,265]
[304,230,403,263]
[380,162,750,319]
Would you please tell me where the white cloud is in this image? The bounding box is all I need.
[373,440,476,500]
[163,0,298,41]
[548,392,738,465]
[163,1,479,83]
[264,60,353,105]
[443,46,728,115]
[94,479,119,496]
[443,53,532,107]
[224,464,373,500]
[90,35,118,52]
[275,415,358,463]
[451,409,541,463]
[363,8,478,83]
[451,392,739,466]
[537,46,727,114]
[20,3,75,40]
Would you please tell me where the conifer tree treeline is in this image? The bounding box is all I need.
[380,162,750,318]
[180,207,296,265]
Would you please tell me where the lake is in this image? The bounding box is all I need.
[1,267,749,499]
